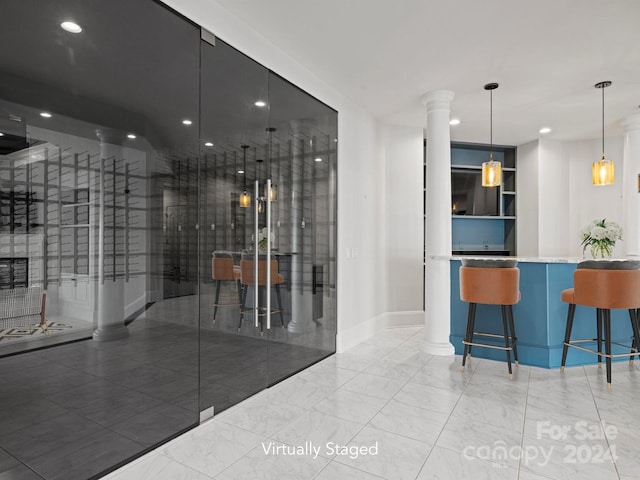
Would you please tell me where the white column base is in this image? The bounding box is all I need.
[420,338,455,356]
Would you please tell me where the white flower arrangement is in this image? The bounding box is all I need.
[256,227,275,251]
[580,219,622,258]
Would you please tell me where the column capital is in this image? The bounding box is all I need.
[421,90,455,111]
[621,113,640,133]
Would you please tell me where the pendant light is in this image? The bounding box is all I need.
[592,81,614,186]
[256,158,264,213]
[482,82,502,188]
[239,145,251,208]
[266,127,277,202]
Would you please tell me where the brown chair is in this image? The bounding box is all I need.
[211,252,242,323]
[459,259,520,378]
[560,261,640,387]
[239,255,285,333]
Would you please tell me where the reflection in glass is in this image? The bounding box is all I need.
[0,0,200,478]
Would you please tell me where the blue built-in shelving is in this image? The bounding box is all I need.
[451,142,516,255]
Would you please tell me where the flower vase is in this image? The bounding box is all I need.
[590,244,612,259]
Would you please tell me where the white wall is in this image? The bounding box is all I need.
[516,140,539,256]
[538,139,571,256]
[517,136,625,258]
[161,0,390,350]
[382,125,424,317]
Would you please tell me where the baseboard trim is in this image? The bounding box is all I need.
[336,310,423,353]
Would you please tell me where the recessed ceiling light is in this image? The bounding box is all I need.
[204,142,213,147]
[127,134,136,139]
[40,112,52,118]
[539,127,551,134]
[182,119,192,125]
[254,101,266,107]
[314,157,322,162]
[60,21,82,33]
[237,170,245,174]
[449,118,461,126]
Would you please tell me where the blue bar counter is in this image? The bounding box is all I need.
[450,258,636,368]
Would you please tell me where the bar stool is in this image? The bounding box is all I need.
[238,254,285,334]
[211,251,242,323]
[560,260,640,388]
[459,259,520,379]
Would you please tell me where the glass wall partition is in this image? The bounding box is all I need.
[0,0,201,478]
[0,1,337,478]
[198,39,338,413]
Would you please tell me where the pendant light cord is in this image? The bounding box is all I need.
[601,85,605,156]
[242,146,248,190]
[490,89,493,158]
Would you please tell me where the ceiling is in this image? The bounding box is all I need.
[213,0,640,146]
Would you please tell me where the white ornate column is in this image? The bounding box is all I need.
[420,90,455,355]
[622,114,640,258]
[93,129,129,341]
[286,119,314,333]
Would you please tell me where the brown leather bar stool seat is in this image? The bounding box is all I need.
[459,259,520,379]
[560,260,640,388]
[239,254,285,334]
[211,251,242,323]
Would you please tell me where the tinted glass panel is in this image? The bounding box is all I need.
[0,0,200,478]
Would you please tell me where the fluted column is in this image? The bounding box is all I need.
[622,114,640,258]
[420,90,455,356]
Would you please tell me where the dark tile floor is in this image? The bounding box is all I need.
[0,320,332,480]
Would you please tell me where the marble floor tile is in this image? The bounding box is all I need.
[257,377,335,409]
[363,358,423,382]
[214,442,329,480]
[471,358,531,381]
[528,365,587,383]
[314,461,387,480]
[451,390,526,432]
[369,399,449,444]
[527,386,599,420]
[463,377,529,398]
[0,398,69,436]
[518,435,618,480]
[380,345,432,367]
[272,410,364,454]
[523,405,604,441]
[341,372,407,400]
[435,415,523,469]
[162,420,264,478]
[600,424,640,479]
[410,361,472,392]
[334,425,432,480]
[321,352,379,372]
[102,452,212,480]
[393,382,461,414]
[516,471,561,480]
[417,445,518,480]
[216,400,306,437]
[312,389,388,424]
[295,365,358,389]
[347,342,396,359]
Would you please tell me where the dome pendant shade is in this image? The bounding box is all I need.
[592,155,614,186]
[482,155,502,187]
